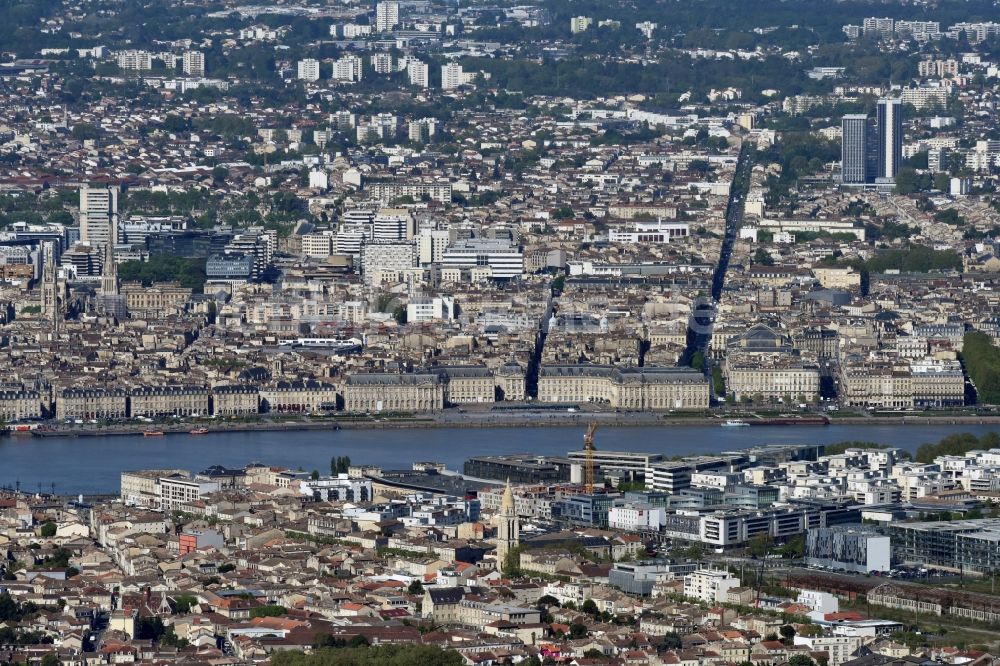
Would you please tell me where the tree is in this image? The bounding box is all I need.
[173,594,198,613]
[249,605,288,619]
[551,274,566,294]
[712,366,725,396]
[71,123,100,141]
[753,248,775,266]
[537,594,560,607]
[797,624,823,637]
[788,655,815,666]
[748,532,774,558]
[780,624,796,640]
[662,632,683,649]
[269,644,464,666]
[311,470,320,480]
[894,167,930,195]
[40,655,60,666]
[691,351,706,371]
[331,456,351,475]
[501,546,522,577]
[933,172,951,192]
[581,599,599,615]
[583,648,605,658]
[407,580,424,595]
[160,627,189,648]
[962,332,1000,405]
[39,522,56,538]
[569,622,588,638]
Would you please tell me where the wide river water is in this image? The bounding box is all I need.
[2,423,998,495]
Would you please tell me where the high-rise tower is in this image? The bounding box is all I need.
[79,185,119,250]
[841,114,871,185]
[877,98,903,181]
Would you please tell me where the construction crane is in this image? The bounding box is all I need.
[583,422,599,493]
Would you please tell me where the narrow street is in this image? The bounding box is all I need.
[682,142,755,368]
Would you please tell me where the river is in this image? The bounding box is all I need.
[2,423,999,495]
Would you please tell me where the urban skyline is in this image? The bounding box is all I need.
[1,0,1000,663]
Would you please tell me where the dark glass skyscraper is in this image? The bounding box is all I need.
[841,114,871,184]
[841,98,903,185]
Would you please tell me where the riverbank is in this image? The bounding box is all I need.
[24,412,1000,437]
[7,422,1000,495]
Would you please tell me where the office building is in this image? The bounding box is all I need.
[297,58,321,82]
[222,230,274,279]
[372,209,412,241]
[645,457,736,494]
[375,1,399,32]
[417,228,451,266]
[407,295,456,322]
[876,98,903,181]
[206,253,254,288]
[841,114,871,185]
[805,526,891,573]
[182,50,205,76]
[609,560,692,596]
[889,518,1000,574]
[79,185,119,251]
[300,233,334,258]
[360,240,415,285]
[441,238,523,279]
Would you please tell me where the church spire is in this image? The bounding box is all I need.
[496,478,519,567]
[40,241,60,334]
[101,241,118,296]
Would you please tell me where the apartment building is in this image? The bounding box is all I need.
[725,358,821,402]
[343,373,444,412]
[258,380,338,413]
[432,366,495,404]
[210,385,260,416]
[0,390,43,421]
[120,469,188,508]
[297,58,321,81]
[129,386,210,418]
[56,388,129,421]
[683,569,740,603]
[182,50,205,76]
[159,476,221,511]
